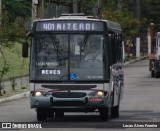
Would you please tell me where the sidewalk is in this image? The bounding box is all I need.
[0,76,29,103]
[0,91,30,103]
[0,55,148,103]
[124,55,148,66]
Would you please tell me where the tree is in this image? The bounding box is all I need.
[0,2,26,95]
[148,0,160,24]
[102,0,140,40]
[80,0,96,15]
[3,0,31,22]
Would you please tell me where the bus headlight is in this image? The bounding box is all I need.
[88,91,104,97]
[97,91,103,97]
[35,91,42,97]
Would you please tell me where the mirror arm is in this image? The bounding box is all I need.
[25,32,33,41]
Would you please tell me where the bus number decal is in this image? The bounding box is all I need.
[43,23,54,30]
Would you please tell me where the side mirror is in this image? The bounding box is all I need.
[22,42,28,58]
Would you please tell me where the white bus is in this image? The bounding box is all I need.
[22,14,124,121]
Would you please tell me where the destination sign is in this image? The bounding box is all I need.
[35,21,104,32]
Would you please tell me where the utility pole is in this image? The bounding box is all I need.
[97,0,102,18]
[37,0,44,19]
[136,0,140,35]
[136,0,141,57]
[32,0,44,21]
[117,0,122,9]
[136,0,140,20]
[97,0,100,8]
[73,0,78,13]
[32,0,38,21]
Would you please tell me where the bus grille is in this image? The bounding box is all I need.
[52,101,85,106]
[52,92,86,98]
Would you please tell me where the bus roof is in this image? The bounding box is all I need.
[33,15,121,33]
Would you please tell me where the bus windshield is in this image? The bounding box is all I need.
[30,34,106,81]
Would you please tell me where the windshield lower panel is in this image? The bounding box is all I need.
[30,34,107,81]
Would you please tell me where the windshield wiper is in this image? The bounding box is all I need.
[80,34,89,51]
[50,35,62,54]
[79,34,89,60]
[50,35,69,60]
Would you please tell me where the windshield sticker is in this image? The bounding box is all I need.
[41,70,60,75]
[70,73,77,80]
[87,76,103,79]
[36,62,58,67]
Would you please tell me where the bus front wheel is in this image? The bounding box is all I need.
[111,105,119,118]
[151,70,155,77]
[36,108,46,121]
[55,111,64,117]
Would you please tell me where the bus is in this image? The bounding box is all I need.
[22,14,124,121]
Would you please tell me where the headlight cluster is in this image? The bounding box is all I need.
[97,91,103,97]
[88,91,104,102]
[35,91,46,97]
[35,92,42,97]
[89,91,104,97]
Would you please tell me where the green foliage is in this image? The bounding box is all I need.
[0,16,25,50]
[3,0,31,21]
[102,9,140,39]
[102,0,117,10]
[80,0,96,15]
[0,42,29,94]
[148,0,160,23]
[0,1,27,94]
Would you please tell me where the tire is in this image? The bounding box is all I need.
[155,72,158,78]
[111,87,120,118]
[46,109,54,118]
[155,72,160,78]
[55,111,64,118]
[99,107,110,121]
[151,70,155,77]
[111,105,119,118]
[37,108,46,121]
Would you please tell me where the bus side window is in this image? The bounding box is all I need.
[117,34,123,62]
[111,34,118,64]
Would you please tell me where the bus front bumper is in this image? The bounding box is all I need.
[30,96,110,110]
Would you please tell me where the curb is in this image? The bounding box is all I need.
[124,55,148,66]
[0,55,148,103]
[0,91,30,103]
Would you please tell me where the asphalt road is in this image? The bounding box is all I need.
[0,59,160,130]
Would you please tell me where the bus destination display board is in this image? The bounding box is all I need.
[35,20,104,32]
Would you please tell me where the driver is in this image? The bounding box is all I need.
[38,43,49,56]
[84,40,102,62]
